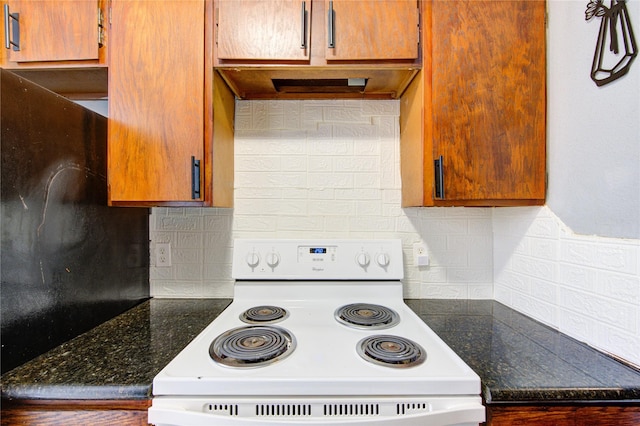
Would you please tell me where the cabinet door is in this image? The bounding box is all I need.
[4,0,99,62]
[217,0,310,61]
[108,0,205,203]
[431,0,546,203]
[326,0,419,61]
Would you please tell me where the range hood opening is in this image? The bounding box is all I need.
[272,78,368,94]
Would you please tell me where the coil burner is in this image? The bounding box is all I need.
[357,335,426,368]
[209,326,296,368]
[240,305,289,324]
[334,303,400,330]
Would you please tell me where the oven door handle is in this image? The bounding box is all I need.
[149,402,485,425]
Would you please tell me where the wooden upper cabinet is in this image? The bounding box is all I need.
[432,0,546,203]
[217,0,310,61]
[326,0,419,61]
[108,0,206,204]
[214,0,422,99]
[2,0,102,63]
[400,0,546,207]
[1,0,108,98]
[108,0,234,207]
[215,0,419,63]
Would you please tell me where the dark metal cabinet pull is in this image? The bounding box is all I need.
[327,0,335,48]
[434,155,445,199]
[301,1,307,49]
[4,5,19,51]
[192,156,201,199]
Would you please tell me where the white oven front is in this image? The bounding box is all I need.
[149,395,484,425]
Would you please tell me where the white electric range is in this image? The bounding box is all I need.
[148,239,485,426]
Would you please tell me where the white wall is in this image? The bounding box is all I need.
[546,0,640,239]
[150,100,493,300]
[493,0,640,367]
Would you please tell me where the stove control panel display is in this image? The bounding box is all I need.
[298,245,337,264]
[232,239,403,280]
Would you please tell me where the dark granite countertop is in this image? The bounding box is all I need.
[2,298,640,405]
[406,299,640,404]
[0,299,231,400]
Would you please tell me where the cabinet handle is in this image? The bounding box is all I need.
[300,1,307,49]
[97,7,105,47]
[3,5,19,51]
[434,155,445,199]
[191,156,201,199]
[327,0,335,48]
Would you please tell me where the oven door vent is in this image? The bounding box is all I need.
[397,402,430,415]
[206,403,239,416]
[256,403,311,417]
[324,403,380,416]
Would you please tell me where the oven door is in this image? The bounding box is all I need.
[149,395,485,426]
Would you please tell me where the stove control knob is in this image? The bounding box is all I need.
[265,252,280,268]
[356,252,370,268]
[245,252,260,268]
[376,252,390,268]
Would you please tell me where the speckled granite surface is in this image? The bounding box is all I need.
[0,299,231,400]
[406,299,640,404]
[2,298,640,404]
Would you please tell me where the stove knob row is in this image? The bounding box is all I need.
[245,251,280,270]
[355,251,391,270]
[246,248,390,272]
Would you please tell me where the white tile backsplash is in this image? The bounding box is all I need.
[493,206,640,366]
[150,100,493,300]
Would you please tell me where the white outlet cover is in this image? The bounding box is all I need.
[156,243,172,267]
[412,242,429,266]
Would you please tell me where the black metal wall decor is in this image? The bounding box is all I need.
[585,0,638,86]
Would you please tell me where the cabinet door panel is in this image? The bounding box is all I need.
[217,0,310,61]
[6,0,99,62]
[431,0,546,202]
[326,0,419,60]
[108,0,204,203]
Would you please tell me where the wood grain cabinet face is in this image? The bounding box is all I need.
[401,0,546,207]
[108,0,205,205]
[213,0,421,99]
[326,0,419,61]
[108,0,234,207]
[107,0,234,207]
[2,0,103,64]
[486,405,640,426]
[217,0,310,61]
[215,0,419,63]
[1,400,151,426]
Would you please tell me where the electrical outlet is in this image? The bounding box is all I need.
[412,242,429,267]
[156,243,172,267]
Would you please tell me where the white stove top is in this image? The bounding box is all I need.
[153,240,480,398]
[153,281,480,397]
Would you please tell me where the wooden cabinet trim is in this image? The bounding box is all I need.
[1,399,151,426]
[487,404,640,426]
